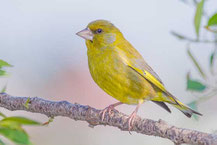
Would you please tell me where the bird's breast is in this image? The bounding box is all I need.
[87,48,153,104]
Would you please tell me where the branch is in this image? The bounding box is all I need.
[171,31,217,44]
[0,93,216,145]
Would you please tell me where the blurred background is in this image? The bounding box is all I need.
[0,0,217,144]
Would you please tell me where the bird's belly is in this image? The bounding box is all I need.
[88,54,154,104]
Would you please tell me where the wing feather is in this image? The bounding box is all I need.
[116,40,179,105]
[127,64,180,105]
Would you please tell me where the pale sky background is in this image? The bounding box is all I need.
[0,0,217,145]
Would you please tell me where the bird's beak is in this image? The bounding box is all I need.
[76,27,93,41]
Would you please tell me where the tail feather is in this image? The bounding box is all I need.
[152,101,171,113]
[172,102,202,118]
[153,92,202,117]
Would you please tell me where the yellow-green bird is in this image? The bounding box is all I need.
[76,20,202,129]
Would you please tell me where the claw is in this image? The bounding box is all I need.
[127,100,143,133]
[100,106,113,121]
[100,102,123,121]
[127,111,137,133]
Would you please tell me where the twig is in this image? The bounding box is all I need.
[0,93,217,145]
[171,31,217,43]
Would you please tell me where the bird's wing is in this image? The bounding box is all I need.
[127,63,179,104]
[115,39,179,103]
[133,58,164,85]
[127,64,166,92]
[116,45,179,104]
[116,48,165,91]
[116,39,163,84]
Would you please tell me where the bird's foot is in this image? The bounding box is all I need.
[100,105,114,121]
[127,100,143,133]
[127,111,137,133]
[100,102,122,121]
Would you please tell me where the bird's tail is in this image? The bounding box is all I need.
[152,93,202,117]
[170,99,202,118]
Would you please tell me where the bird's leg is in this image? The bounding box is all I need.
[128,100,143,132]
[100,102,123,121]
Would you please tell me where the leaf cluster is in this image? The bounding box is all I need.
[0,113,41,145]
[0,60,41,145]
[172,0,217,120]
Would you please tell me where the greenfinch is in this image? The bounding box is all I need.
[76,20,202,129]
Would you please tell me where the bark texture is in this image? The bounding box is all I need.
[0,93,216,145]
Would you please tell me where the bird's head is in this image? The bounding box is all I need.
[76,20,123,46]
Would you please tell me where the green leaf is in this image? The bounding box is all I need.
[0,112,6,118]
[0,70,7,77]
[24,98,31,109]
[0,127,29,145]
[194,0,204,38]
[0,85,7,93]
[207,13,217,26]
[187,78,206,91]
[0,121,21,130]
[187,101,199,120]
[171,31,186,40]
[0,139,5,145]
[210,51,215,68]
[210,52,215,66]
[1,117,41,126]
[188,101,197,111]
[187,48,206,79]
[0,59,12,77]
[0,60,12,68]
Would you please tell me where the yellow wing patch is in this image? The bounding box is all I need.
[127,64,180,105]
[143,70,166,92]
[119,51,167,94]
[127,64,166,92]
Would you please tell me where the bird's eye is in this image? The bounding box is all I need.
[96,29,103,34]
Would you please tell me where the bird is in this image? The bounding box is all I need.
[76,20,202,130]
